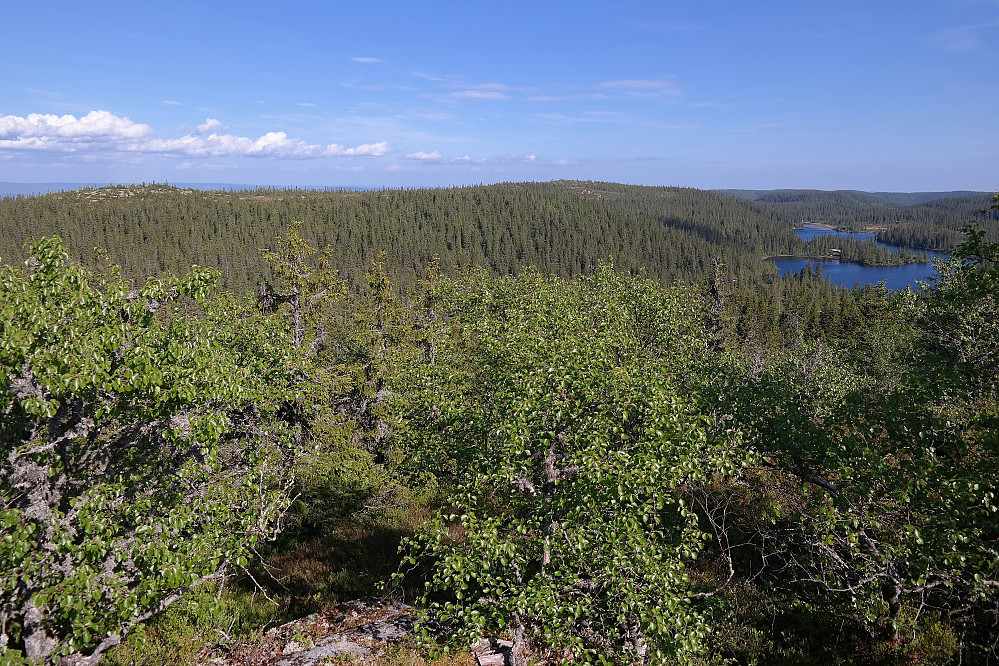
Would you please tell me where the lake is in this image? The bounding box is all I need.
[773,227,950,290]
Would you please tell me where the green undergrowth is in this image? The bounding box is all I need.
[101,584,282,666]
[701,583,960,666]
[102,505,433,666]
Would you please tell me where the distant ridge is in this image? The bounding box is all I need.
[4,183,989,200]
[0,180,803,292]
[715,189,989,206]
[1,180,989,294]
[0,182,399,197]
[0,182,261,197]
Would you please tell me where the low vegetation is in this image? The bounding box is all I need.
[1,188,996,665]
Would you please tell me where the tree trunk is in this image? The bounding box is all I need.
[509,613,527,666]
[883,562,902,641]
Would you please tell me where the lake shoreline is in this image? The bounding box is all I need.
[774,227,949,290]
[765,254,932,267]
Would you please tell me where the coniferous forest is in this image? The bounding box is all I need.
[1,183,997,665]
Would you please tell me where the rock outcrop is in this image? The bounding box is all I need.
[206,597,419,666]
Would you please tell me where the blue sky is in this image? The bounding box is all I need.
[2,0,997,191]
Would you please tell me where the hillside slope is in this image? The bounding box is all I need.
[0,181,801,292]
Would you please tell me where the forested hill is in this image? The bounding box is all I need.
[0,181,803,293]
[717,188,993,239]
[718,188,903,210]
[871,194,999,250]
[718,188,987,208]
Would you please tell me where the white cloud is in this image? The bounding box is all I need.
[494,154,545,164]
[401,151,484,165]
[162,100,182,106]
[147,132,390,158]
[0,110,391,160]
[405,150,443,160]
[351,56,383,63]
[195,118,226,134]
[0,111,151,142]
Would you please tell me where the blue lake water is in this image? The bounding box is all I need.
[773,227,949,290]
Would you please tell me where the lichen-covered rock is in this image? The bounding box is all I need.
[206,597,418,666]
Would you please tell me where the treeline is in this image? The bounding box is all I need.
[4,181,968,300]
[0,181,968,360]
[719,188,994,249]
[721,188,986,208]
[805,233,928,265]
[874,195,999,249]
[718,263,908,347]
[719,188,903,220]
[0,181,808,294]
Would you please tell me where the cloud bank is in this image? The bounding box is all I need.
[0,111,390,159]
[0,111,151,146]
[405,150,443,160]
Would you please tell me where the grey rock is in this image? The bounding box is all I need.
[274,640,370,666]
